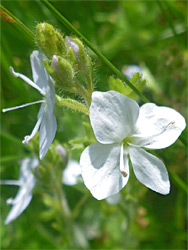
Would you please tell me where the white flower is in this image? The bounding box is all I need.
[122,65,142,80]
[1,158,39,224]
[80,91,186,200]
[2,50,57,159]
[62,160,82,186]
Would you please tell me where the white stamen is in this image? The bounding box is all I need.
[0,180,21,186]
[121,170,128,177]
[9,66,46,96]
[22,112,43,145]
[22,136,30,145]
[9,66,19,77]
[120,144,128,177]
[6,198,15,205]
[2,100,45,113]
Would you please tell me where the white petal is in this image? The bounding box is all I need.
[132,103,186,149]
[129,147,170,195]
[19,158,39,182]
[39,113,57,160]
[30,50,51,93]
[80,143,129,200]
[5,194,32,224]
[9,66,45,96]
[62,160,82,186]
[45,84,56,116]
[90,91,139,144]
[5,158,38,224]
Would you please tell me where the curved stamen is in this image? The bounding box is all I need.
[22,112,43,145]
[10,67,46,96]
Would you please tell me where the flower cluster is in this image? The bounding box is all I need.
[2,24,186,215]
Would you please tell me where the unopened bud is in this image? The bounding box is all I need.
[49,56,74,88]
[36,23,66,59]
[65,36,80,62]
[70,37,93,81]
[51,55,59,73]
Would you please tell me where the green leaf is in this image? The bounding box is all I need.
[109,74,146,99]
[109,76,127,95]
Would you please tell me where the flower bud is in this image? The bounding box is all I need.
[36,22,66,59]
[70,37,93,81]
[65,36,80,62]
[50,56,74,88]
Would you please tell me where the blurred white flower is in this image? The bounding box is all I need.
[1,158,39,224]
[2,50,57,159]
[106,193,121,205]
[62,160,82,186]
[122,65,142,80]
[80,91,186,200]
[62,159,119,205]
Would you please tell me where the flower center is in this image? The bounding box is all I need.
[122,135,133,147]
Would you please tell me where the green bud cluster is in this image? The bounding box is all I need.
[36,22,93,106]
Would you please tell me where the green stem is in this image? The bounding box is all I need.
[42,0,149,103]
[55,95,89,115]
[74,82,91,106]
[87,76,94,98]
[50,167,74,246]
[72,192,90,219]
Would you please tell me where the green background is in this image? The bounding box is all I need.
[1,1,187,249]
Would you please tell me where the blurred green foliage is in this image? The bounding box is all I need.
[1,1,187,249]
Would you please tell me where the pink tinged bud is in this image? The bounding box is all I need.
[51,55,59,73]
[65,36,80,61]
